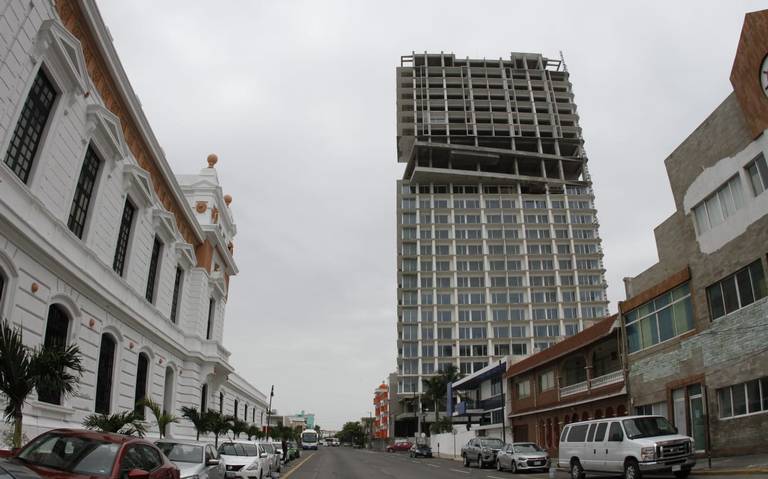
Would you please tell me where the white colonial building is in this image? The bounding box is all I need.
[0,0,267,442]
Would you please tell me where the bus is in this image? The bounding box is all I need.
[300,429,319,450]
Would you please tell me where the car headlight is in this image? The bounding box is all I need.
[246,462,261,471]
[641,447,656,462]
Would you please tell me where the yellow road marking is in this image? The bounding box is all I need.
[279,452,316,479]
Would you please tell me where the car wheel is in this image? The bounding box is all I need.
[571,459,585,479]
[624,459,642,479]
[510,460,517,473]
[463,455,470,467]
[673,467,691,479]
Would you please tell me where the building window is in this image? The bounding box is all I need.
[113,199,136,276]
[67,146,101,238]
[145,236,163,302]
[717,377,768,419]
[234,399,239,419]
[200,384,208,412]
[95,333,117,414]
[491,377,502,396]
[244,404,248,422]
[134,353,149,419]
[516,380,530,399]
[746,153,768,196]
[206,299,215,340]
[3,69,57,183]
[625,282,693,354]
[706,260,767,320]
[692,175,746,233]
[219,392,224,413]
[170,266,183,323]
[539,370,555,392]
[37,305,69,404]
[635,401,668,418]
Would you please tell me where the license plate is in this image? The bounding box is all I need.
[534,461,543,465]
[672,465,681,472]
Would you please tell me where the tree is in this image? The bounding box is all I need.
[246,424,263,440]
[0,320,84,448]
[206,411,233,447]
[181,406,209,441]
[338,421,365,446]
[230,417,248,439]
[423,365,462,424]
[430,416,453,434]
[83,410,147,437]
[140,397,178,438]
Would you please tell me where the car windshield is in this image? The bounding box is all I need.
[219,443,259,456]
[16,432,120,476]
[623,417,677,439]
[262,444,274,453]
[514,444,543,453]
[156,443,203,463]
[480,439,504,448]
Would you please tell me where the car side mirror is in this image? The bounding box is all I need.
[673,426,679,434]
[260,452,268,458]
[128,469,150,479]
[206,459,220,466]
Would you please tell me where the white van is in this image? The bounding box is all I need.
[559,415,696,479]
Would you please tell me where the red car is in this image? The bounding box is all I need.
[385,440,413,452]
[1,429,180,479]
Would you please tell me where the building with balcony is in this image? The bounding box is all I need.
[620,9,768,456]
[0,0,267,441]
[449,358,507,440]
[373,382,390,440]
[394,51,609,435]
[504,315,627,455]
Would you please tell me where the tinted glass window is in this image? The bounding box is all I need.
[560,426,570,442]
[567,424,589,442]
[586,424,596,442]
[156,443,202,463]
[138,446,162,471]
[17,433,119,476]
[608,422,624,442]
[594,422,608,442]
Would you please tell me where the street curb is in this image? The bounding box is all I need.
[691,468,768,476]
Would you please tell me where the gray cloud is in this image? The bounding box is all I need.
[98,0,766,429]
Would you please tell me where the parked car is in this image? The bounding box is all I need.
[156,440,224,479]
[496,442,550,473]
[217,441,266,479]
[461,437,505,468]
[255,442,278,475]
[409,444,432,458]
[559,415,696,479]
[1,428,180,479]
[386,440,413,452]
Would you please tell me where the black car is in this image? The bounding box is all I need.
[409,444,432,458]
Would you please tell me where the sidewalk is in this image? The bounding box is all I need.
[692,453,768,475]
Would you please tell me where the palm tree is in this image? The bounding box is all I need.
[83,410,147,437]
[181,406,209,441]
[140,397,178,438]
[246,424,263,440]
[206,411,233,447]
[230,417,248,439]
[423,365,462,426]
[0,320,83,448]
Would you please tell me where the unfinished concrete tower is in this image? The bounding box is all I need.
[394,52,608,435]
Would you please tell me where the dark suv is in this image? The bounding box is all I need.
[461,437,505,468]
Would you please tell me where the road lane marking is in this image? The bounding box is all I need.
[279,452,316,479]
[427,463,440,468]
[488,476,507,479]
[450,468,470,474]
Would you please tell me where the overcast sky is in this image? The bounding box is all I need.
[98,0,766,430]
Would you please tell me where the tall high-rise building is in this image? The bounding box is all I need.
[394,52,608,432]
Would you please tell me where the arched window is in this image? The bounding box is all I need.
[95,333,117,414]
[244,404,248,423]
[581,411,589,421]
[0,270,5,306]
[200,384,208,412]
[219,392,224,413]
[38,304,70,404]
[595,408,603,419]
[163,367,175,436]
[606,406,614,417]
[617,404,627,416]
[234,399,239,419]
[134,353,149,418]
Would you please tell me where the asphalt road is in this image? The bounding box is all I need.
[281,448,757,479]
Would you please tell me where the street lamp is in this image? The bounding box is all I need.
[265,385,274,440]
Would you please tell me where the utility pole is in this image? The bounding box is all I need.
[265,385,274,440]
[499,359,506,443]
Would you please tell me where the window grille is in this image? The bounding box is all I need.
[68,146,101,238]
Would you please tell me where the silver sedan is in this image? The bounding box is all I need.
[156,439,225,479]
[496,442,550,473]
